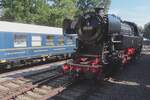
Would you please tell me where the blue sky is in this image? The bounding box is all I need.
[109,0,150,27]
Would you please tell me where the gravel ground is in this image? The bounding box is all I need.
[87,48,150,100]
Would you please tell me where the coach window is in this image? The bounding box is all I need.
[58,36,64,46]
[32,35,42,47]
[46,35,54,46]
[14,34,27,48]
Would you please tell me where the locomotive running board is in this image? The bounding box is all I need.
[67,62,103,68]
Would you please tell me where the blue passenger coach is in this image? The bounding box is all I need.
[0,21,76,68]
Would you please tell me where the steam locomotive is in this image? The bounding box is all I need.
[62,7,143,79]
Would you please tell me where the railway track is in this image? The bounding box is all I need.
[14,75,73,100]
[0,64,74,100]
[0,60,68,82]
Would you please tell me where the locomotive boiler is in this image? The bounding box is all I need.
[62,7,143,79]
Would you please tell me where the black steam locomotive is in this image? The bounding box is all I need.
[62,7,143,79]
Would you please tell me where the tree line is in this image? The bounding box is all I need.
[1,0,150,39]
[0,0,111,27]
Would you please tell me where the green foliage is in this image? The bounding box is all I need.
[104,0,111,13]
[2,0,50,24]
[1,0,111,27]
[76,0,111,14]
[144,22,150,39]
[48,0,77,27]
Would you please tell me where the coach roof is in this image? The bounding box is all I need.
[0,21,62,35]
